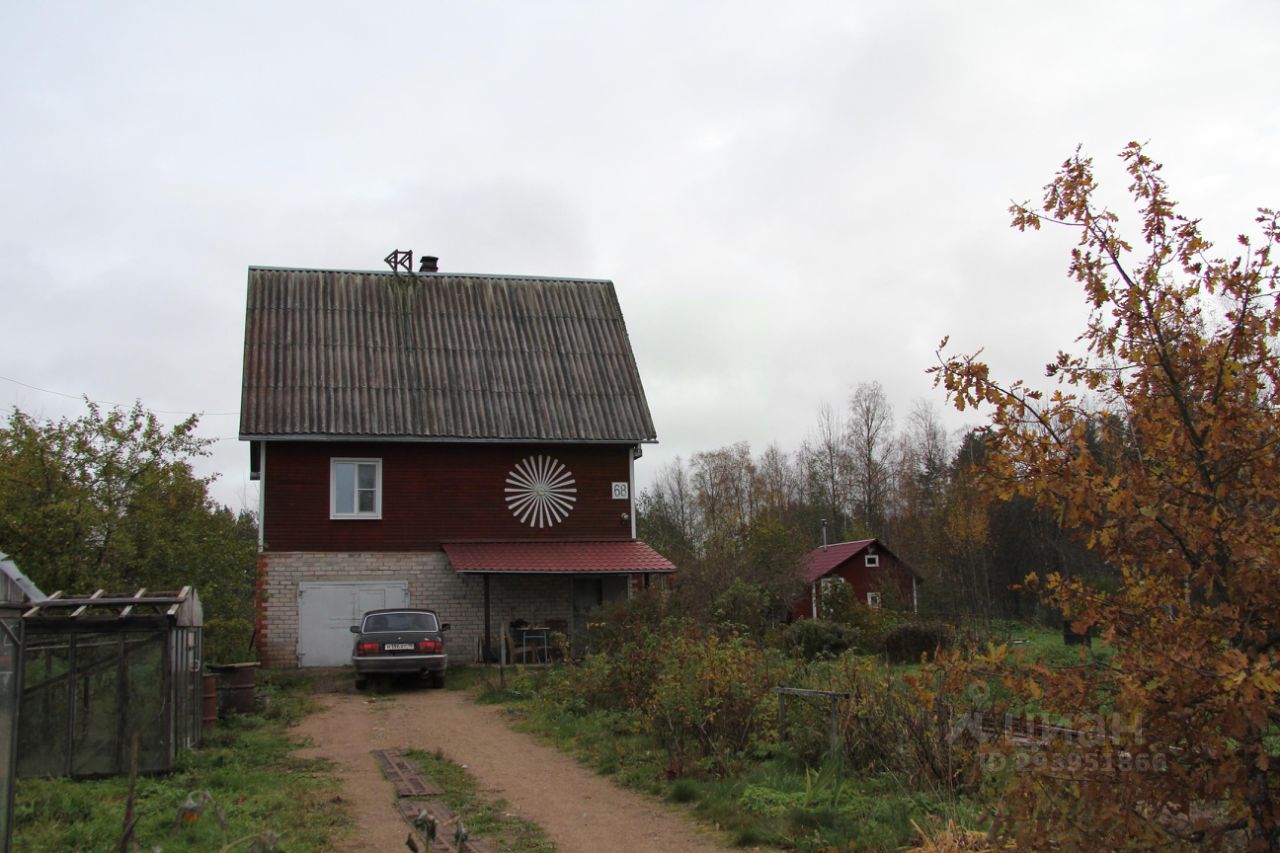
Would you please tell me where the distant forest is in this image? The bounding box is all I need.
[636,380,1109,622]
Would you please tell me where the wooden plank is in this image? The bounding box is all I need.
[70,589,105,619]
[776,686,851,700]
[371,749,445,797]
[378,749,499,853]
[118,587,147,619]
[167,586,191,617]
[27,594,184,610]
[24,590,64,618]
[399,799,461,852]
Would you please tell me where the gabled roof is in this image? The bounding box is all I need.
[443,541,676,574]
[239,267,658,443]
[799,538,919,583]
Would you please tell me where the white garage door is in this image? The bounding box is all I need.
[297,581,409,667]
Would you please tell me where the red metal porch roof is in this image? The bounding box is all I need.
[443,541,676,574]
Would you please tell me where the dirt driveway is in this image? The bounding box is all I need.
[293,686,736,853]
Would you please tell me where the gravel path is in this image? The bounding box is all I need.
[292,687,736,853]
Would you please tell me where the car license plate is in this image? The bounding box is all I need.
[383,643,414,651]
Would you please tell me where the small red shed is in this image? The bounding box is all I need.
[792,538,919,620]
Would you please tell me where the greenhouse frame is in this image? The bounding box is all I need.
[0,558,28,853]
[18,587,203,779]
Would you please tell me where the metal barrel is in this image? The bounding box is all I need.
[213,662,259,716]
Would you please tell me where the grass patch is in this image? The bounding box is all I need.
[467,664,546,705]
[1003,625,1113,667]
[13,676,347,852]
[443,663,492,692]
[403,748,554,852]
[511,702,666,797]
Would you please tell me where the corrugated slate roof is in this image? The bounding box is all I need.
[239,267,658,442]
[443,541,677,573]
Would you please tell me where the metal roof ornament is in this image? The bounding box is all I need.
[383,249,413,274]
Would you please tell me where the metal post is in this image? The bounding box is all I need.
[64,634,76,777]
[116,632,128,772]
[828,697,840,756]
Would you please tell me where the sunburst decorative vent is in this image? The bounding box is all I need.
[505,455,578,528]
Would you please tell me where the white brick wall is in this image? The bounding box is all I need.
[257,551,576,667]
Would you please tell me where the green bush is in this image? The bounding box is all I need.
[882,621,954,664]
[203,616,256,665]
[825,655,982,792]
[782,620,859,660]
[646,633,793,777]
[708,577,777,635]
[585,589,681,655]
[843,604,907,651]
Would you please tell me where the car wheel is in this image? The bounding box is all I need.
[354,676,368,691]
[432,672,446,689]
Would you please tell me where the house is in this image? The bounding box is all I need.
[239,262,676,667]
[792,538,919,620]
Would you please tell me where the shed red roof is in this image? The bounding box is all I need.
[800,539,875,584]
[799,538,921,583]
[443,541,676,574]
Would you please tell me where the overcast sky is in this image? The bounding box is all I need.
[2,1,1277,512]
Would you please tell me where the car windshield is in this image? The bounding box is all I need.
[363,612,438,632]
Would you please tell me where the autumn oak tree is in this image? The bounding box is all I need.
[931,144,1280,849]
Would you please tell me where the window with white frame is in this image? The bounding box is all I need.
[331,458,382,519]
[866,591,882,609]
[865,554,880,568]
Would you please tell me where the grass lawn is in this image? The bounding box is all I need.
[12,672,348,852]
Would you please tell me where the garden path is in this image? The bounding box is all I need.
[292,685,737,853]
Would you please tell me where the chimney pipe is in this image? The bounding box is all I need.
[821,518,828,550]
[419,255,439,273]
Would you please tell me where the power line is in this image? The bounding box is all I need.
[0,373,239,416]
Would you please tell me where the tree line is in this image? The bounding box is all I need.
[637,381,1111,623]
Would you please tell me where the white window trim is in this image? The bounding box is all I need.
[330,458,383,520]
[867,591,882,609]
[865,554,880,568]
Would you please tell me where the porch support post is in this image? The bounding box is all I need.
[483,573,492,660]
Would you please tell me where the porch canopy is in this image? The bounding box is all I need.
[443,541,675,662]
[442,540,676,574]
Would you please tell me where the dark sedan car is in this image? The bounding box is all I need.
[350,608,450,689]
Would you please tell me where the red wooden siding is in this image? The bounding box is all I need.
[263,442,634,551]
[790,550,916,619]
